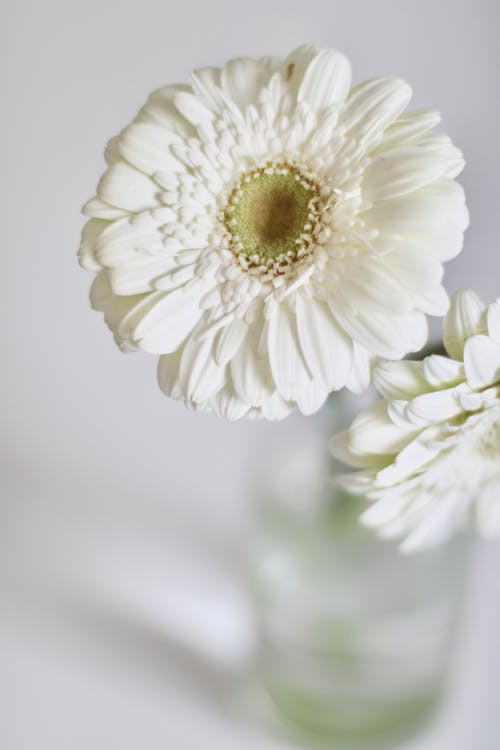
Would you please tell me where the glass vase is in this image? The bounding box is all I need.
[245,392,471,749]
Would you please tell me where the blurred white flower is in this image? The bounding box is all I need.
[79,44,467,419]
[331,290,500,551]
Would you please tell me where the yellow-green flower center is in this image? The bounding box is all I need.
[224,163,322,277]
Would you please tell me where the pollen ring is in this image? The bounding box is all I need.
[223,162,326,280]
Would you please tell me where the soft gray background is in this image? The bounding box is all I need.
[1,1,499,748]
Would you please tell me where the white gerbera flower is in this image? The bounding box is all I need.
[79,44,468,420]
[331,290,500,551]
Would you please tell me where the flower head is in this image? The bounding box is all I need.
[331,290,500,551]
[79,44,467,419]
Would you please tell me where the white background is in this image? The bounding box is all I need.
[1,1,499,748]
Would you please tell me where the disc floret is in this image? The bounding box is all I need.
[223,162,330,282]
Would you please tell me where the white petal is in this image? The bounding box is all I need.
[258,391,295,421]
[363,178,467,237]
[373,360,427,400]
[231,321,273,407]
[133,284,203,354]
[103,136,121,166]
[118,123,183,176]
[330,431,361,468]
[411,132,465,178]
[95,215,179,295]
[298,48,351,111]
[221,57,274,111]
[413,285,450,316]
[179,321,226,403]
[78,219,108,271]
[434,216,469,260]
[152,263,196,292]
[96,214,163,266]
[375,109,441,152]
[422,354,464,388]
[108,259,187,296]
[97,162,159,212]
[281,44,323,95]
[397,311,429,354]
[379,243,443,293]
[361,488,415,528]
[331,424,392,469]
[443,289,486,359]
[329,294,426,359]
[157,351,184,400]
[214,317,248,367]
[345,341,374,394]
[349,400,419,456]
[137,84,195,137]
[82,196,129,220]
[337,256,413,315]
[406,388,463,424]
[487,300,500,343]
[334,469,376,493]
[190,67,226,113]
[174,91,215,127]
[365,495,415,537]
[399,499,461,552]
[457,391,485,412]
[89,272,148,351]
[328,297,398,358]
[340,77,412,147]
[373,237,447,314]
[296,379,329,416]
[267,303,313,402]
[376,435,443,487]
[364,147,449,202]
[295,296,352,391]
[89,271,119,312]
[208,383,251,421]
[329,430,352,463]
[463,334,500,389]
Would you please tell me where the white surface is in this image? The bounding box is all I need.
[1,0,500,748]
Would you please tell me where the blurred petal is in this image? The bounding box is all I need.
[443,289,486,359]
[349,400,419,455]
[373,360,427,400]
[463,334,500,389]
[422,354,464,388]
[487,299,500,343]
